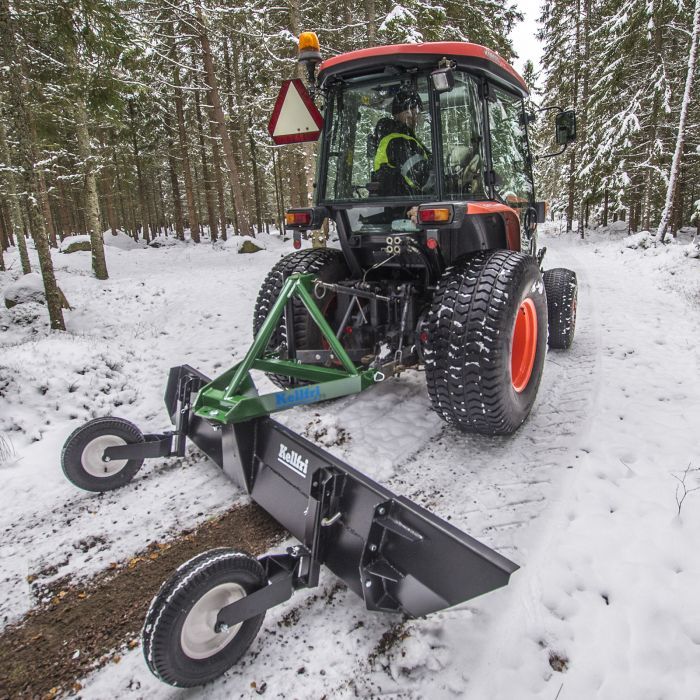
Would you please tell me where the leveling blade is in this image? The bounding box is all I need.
[138,365,518,687]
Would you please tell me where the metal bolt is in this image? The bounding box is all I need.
[312,481,318,487]
[103,456,111,462]
[365,580,372,588]
[369,544,377,552]
[378,507,386,516]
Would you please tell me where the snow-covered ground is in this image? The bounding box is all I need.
[1,224,699,698]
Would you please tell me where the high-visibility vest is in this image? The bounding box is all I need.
[373,133,429,187]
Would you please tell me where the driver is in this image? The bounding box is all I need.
[372,86,432,197]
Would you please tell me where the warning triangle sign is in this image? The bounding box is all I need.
[268,79,324,145]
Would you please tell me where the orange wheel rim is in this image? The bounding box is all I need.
[511,298,538,393]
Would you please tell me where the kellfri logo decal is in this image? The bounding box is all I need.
[275,385,321,409]
[277,443,309,477]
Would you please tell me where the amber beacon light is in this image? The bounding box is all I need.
[298,32,321,63]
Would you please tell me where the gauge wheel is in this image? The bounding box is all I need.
[61,417,145,491]
[142,548,267,687]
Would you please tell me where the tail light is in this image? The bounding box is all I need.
[418,206,453,224]
[286,210,312,227]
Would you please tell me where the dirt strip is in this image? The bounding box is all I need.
[0,503,285,700]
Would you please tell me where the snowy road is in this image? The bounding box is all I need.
[1,226,699,698]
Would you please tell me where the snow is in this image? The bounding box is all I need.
[1,224,700,698]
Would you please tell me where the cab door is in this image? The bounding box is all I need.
[486,84,536,253]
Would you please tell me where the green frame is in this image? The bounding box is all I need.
[193,273,378,424]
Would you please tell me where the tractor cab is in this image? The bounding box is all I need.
[284,40,576,274]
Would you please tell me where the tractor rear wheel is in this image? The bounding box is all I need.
[253,248,349,388]
[142,548,266,687]
[425,250,548,435]
[543,267,578,349]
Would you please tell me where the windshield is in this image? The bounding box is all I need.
[321,76,435,202]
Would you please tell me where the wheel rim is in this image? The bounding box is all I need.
[81,435,128,477]
[180,582,245,660]
[511,298,538,393]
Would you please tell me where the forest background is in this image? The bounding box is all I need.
[0,0,698,330]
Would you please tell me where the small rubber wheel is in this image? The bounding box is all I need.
[425,250,548,435]
[142,548,267,687]
[61,417,145,492]
[543,268,577,349]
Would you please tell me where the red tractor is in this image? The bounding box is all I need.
[261,37,578,436]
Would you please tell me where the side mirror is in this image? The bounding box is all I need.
[555,110,577,145]
[431,66,455,94]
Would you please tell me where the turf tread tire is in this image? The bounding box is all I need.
[425,250,547,435]
[543,267,577,349]
[253,248,349,387]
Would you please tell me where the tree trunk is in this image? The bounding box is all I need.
[366,0,377,46]
[248,126,263,232]
[164,114,185,241]
[174,83,200,242]
[227,39,256,231]
[0,0,64,329]
[196,3,252,235]
[128,100,151,244]
[657,0,700,241]
[59,17,109,277]
[36,167,57,248]
[0,105,31,274]
[566,0,581,232]
[195,88,218,241]
[577,0,590,239]
[206,90,228,240]
[603,188,609,227]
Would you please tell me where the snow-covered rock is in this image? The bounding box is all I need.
[3,272,45,308]
[609,219,629,233]
[684,239,700,258]
[103,230,143,250]
[60,235,92,253]
[148,235,184,248]
[624,230,655,249]
[221,235,267,254]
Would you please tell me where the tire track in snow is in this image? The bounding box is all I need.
[339,245,601,698]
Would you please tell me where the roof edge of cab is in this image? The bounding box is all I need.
[318,42,528,96]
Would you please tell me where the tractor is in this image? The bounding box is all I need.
[60,36,577,688]
[261,36,578,436]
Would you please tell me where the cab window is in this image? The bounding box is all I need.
[439,73,485,198]
[487,85,533,209]
[322,76,434,202]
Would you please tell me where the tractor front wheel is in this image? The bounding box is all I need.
[425,250,548,435]
[543,267,578,349]
[142,549,267,687]
[61,417,145,491]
